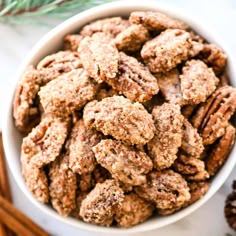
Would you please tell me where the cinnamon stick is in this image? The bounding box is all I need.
[0,133,14,236]
[0,195,49,236]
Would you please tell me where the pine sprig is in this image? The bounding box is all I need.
[0,0,115,24]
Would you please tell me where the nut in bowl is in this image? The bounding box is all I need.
[2,1,236,233]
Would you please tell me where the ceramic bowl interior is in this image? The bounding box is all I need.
[2,1,236,234]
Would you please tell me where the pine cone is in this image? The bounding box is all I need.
[225,180,236,230]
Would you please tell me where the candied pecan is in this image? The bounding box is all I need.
[135,170,190,210]
[129,11,188,31]
[63,34,83,51]
[181,119,204,158]
[83,96,155,145]
[180,59,219,105]
[225,180,236,231]
[80,179,124,226]
[184,181,209,207]
[92,165,111,184]
[147,103,184,170]
[37,51,82,85]
[205,123,235,176]
[117,181,133,193]
[21,116,69,168]
[39,69,99,117]
[21,161,49,203]
[173,154,209,181]
[191,86,236,144]
[114,24,150,52]
[80,17,130,37]
[115,193,154,228]
[66,119,102,174]
[141,29,198,73]
[78,32,119,83]
[105,52,159,102]
[93,139,153,186]
[49,154,77,216]
[198,43,227,75]
[13,66,41,133]
[155,68,185,106]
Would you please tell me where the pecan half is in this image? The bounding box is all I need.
[181,119,204,158]
[129,11,188,31]
[135,170,190,210]
[106,52,159,102]
[37,51,82,85]
[141,29,199,73]
[80,17,130,37]
[13,66,41,133]
[78,32,119,83]
[114,24,150,52]
[79,179,124,226]
[173,154,209,181]
[205,123,235,176]
[83,96,155,145]
[21,116,69,168]
[93,139,153,186]
[115,193,154,228]
[192,86,236,145]
[39,69,99,117]
[147,103,184,170]
[180,59,219,105]
[49,154,77,216]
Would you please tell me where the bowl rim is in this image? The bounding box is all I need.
[2,0,236,234]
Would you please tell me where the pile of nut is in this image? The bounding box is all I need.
[13,10,236,228]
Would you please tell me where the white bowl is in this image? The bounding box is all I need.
[2,0,236,234]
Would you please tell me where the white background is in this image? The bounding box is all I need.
[0,0,236,235]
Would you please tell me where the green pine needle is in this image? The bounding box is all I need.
[0,0,116,24]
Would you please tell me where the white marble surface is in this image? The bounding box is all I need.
[1,0,236,235]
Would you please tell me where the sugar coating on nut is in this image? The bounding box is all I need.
[199,43,227,75]
[13,66,41,133]
[155,68,185,106]
[129,11,188,31]
[70,191,88,219]
[78,173,94,192]
[141,29,194,73]
[21,116,69,168]
[180,59,219,104]
[114,24,150,52]
[21,161,49,203]
[49,154,77,216]
[181,119,204,158]
[105,52,159,102]
[80,17,130,37]
[135,170,190,210]
[39,69,99,117]
[66,119,102,174]
[83,96,155,145]
[80,179,124,226]
[78,32,119,83]
[147,103,184,170]
[93,139,153,186]
[92,164,111,184]
[205,123,235,176]
[173,154,209,181]
[63,34,83,51]
[115,193,154,227]
[37,51,82,85]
